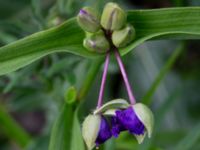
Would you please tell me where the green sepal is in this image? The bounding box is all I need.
[82,114,101,150]
[93,99,129,115]
[132,103,154,139]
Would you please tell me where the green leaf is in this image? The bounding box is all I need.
[49,104,74,150]
[122,7,200,55]
[70,107,85,150]
[0,7,200,75]
[0,18,93,76]
[0,104,31,148]
[49,102,85,150]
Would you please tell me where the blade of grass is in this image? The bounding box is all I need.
[70,106,85,150]
[49,104,74,150]
[142,43,184,105]
[0,104,31,147]
[174,122,200,150]
[49,58,103,149]
[31,0,46,29]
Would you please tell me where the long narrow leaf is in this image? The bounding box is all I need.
[0,8,200,75]
[49,104,74,150]
[0,104,31,147]
[175,122,200,150]
[70,108,85,150]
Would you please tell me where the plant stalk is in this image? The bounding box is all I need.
[97,53,110,108]
[114,48,136,104]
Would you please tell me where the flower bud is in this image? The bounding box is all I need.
[77,7,100,33]
[83,31,110,53]
[101,2,127,30]
[82,114,112,149]
[112,24,136,48]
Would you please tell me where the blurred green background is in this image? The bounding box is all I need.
[0,0,200,150]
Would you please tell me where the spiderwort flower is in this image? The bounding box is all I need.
[77,7,101,33]
[111,115,126,137]
[79,2,154,147]
[111,103,154,144]
[82,114,111,150]
[95,116,112,146]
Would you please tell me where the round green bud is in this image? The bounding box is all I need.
[77,7,101,33]
[83,31,110,53]
[112,24,135,48]
[101,2,127,31]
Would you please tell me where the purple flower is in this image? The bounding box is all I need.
[95,116,112,146]
[111,116,126,137]
[111,107,145,139]
[82,102,154,148]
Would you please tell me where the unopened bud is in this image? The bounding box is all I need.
[77,7,100,33]
[112,24,135,48]
[83,31,110,53]
[101,2,127,30]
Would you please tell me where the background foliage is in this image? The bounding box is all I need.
[0,0,200,150]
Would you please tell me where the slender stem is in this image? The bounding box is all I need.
[97,53,110,108]
[114,48,136,104]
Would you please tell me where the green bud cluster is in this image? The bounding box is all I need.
[77,2,136,53]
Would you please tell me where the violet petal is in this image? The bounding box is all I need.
[115,107,145,135]
[95,116,112,146]
[111,116,126,137]
[79,9,87,15]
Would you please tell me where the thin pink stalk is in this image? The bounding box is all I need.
[114,48,136,104]
[97,53,110,108]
